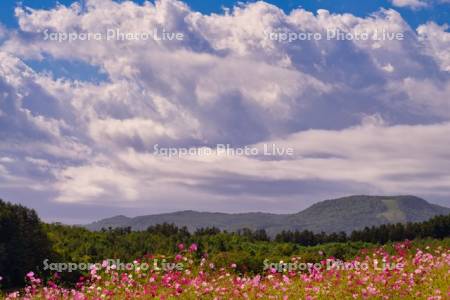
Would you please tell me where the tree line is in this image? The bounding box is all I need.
[274,214,449,245]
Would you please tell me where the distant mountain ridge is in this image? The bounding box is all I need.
[85,195,450,235]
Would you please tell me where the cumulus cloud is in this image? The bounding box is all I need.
[417,22,450,71]
[0,0,449,219]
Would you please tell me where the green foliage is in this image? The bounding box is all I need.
[1,197,449,290]
[276,214,450,245]
[42,214,449,272]
[0,199,53,288]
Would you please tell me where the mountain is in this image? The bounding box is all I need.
[285,195,450,234]
[85,195,450,235]
[87,211,287,233]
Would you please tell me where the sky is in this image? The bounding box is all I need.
[1,0,450,28]
[0,0,449,224]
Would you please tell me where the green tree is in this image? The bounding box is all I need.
[0,199,54,288]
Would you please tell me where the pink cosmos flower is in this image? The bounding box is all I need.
[189,243,198,252]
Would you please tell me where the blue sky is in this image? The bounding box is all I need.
[1,0,450,29]
[0,0,449,223]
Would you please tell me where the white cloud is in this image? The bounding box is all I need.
[387,77,450,118]
[417,22,450,71]
[55,165,139,203]
[52,121,450,205]
[390,0,429,9]
[0,157,15,163]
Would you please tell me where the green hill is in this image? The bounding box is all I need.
[285,195,449,234]
[85,195,450,235]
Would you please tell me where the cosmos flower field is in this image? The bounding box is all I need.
[2,240,449,300]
